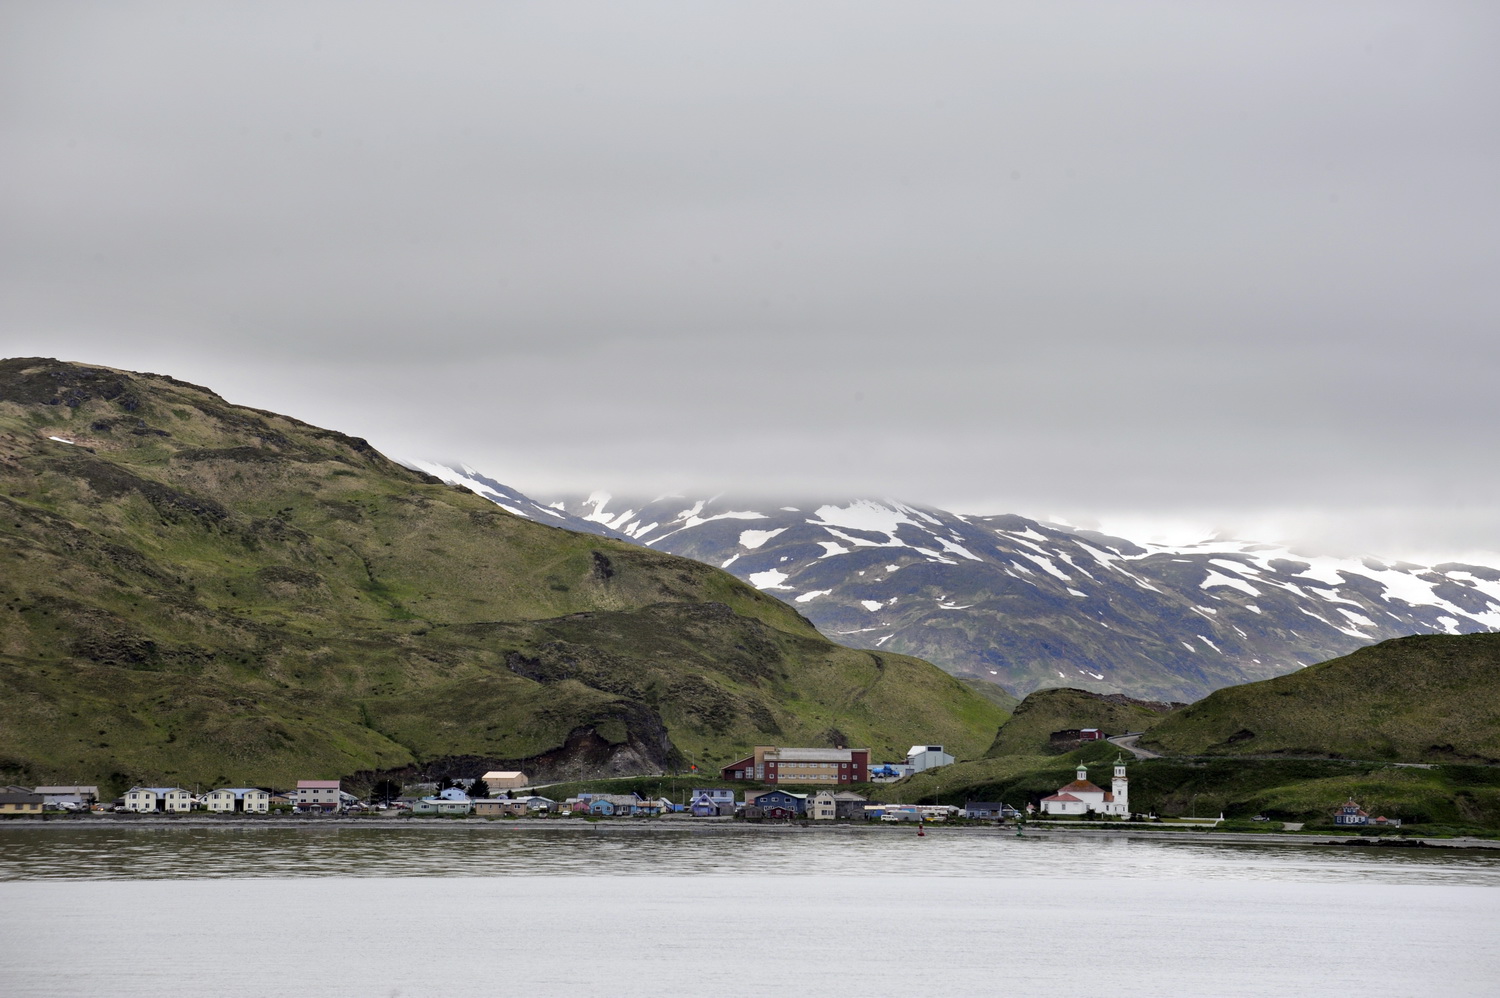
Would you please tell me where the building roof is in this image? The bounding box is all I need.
[0,792,44,804]
[297,780,341,789]
[1055,779,1105,794]
[964,801,1008,809]
[34,785,99,795]
[131,786,187,794]
[1041,793,1083,803]
[770,748,859,763]
[481,771,525,780]
[209,788,265,797]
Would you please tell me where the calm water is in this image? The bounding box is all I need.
[2,824,1498,996]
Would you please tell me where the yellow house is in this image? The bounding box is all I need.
[473,798,530,816]
[0,791,45,815]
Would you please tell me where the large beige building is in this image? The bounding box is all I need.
[479,770,529,790]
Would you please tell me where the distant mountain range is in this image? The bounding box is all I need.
[415,464,1500,702]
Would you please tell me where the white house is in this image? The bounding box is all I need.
[906,745,955,773]
[123,787,193,813]
[1039,760,1129,816]
[201,788,270,813]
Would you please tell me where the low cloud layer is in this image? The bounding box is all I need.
[4,3,1497,561]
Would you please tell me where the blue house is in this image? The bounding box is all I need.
[753,790,806,818]
[588,794,646,817]
[690,791,735,816]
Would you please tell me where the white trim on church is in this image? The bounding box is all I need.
[1040,760,1129,816]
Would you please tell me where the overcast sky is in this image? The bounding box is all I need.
[3,3,1498,561]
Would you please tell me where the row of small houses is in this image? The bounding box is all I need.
[409,787,1022,821]
[1,779,1022,821]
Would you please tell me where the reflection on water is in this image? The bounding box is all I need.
[1,825,1498,997]
[3,822,1500,884]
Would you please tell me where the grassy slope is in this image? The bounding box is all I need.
[984,687,1176,756]
[880,747,1500,829]
[0,359,1006,793]
[1139,633,1500,763]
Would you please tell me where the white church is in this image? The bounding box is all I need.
[1040,759,1129,816]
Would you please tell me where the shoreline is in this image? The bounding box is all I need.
[5,815,1499,850]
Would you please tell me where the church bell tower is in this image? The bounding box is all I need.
[1112,757,1129,815]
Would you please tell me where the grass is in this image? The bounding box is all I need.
[1141,633,1500,763]
[984,687,1176,757]
[0,359,1008,797]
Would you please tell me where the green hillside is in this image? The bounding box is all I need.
[0,359,1007,795]
[1140,633,1500,763]
[884,750,1500,830]
[985,687,1178,756]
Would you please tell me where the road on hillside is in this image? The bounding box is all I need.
[1109,734,1162,760]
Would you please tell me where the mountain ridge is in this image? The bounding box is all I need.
[416,464,1500,702]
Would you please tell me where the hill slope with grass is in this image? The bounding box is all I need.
[1139,633,1500,763]
[984,687,1180,757]
[0,359,1006,795]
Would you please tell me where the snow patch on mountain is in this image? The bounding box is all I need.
[1201,570,1258,597]
[739,528,786,550]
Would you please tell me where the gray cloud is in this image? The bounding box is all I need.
[3,2,1498,561]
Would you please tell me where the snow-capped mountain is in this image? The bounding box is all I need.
[420,464,1500,701]
[404,461,627,539]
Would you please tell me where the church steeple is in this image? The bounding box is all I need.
[1076,763,1088,782]
[1112,755,1129,815]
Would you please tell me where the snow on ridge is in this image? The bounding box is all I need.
[820,525,907,550]
[810,499,923,538]
[1200,570,1258,597]
[1055,551,1096,580]
[795,590,831,603]
[1076,541,1128,571]
[817,541,850,558]
[935,537,982,561]
[1016,552,1070,582]
[748,568,791,590]
[860,600,883,611]
[738,527,786,550]
[686,509,768,528]
[892,501,946,528]
[1209,557,1261,575]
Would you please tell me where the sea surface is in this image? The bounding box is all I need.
[2,823,1498,997]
